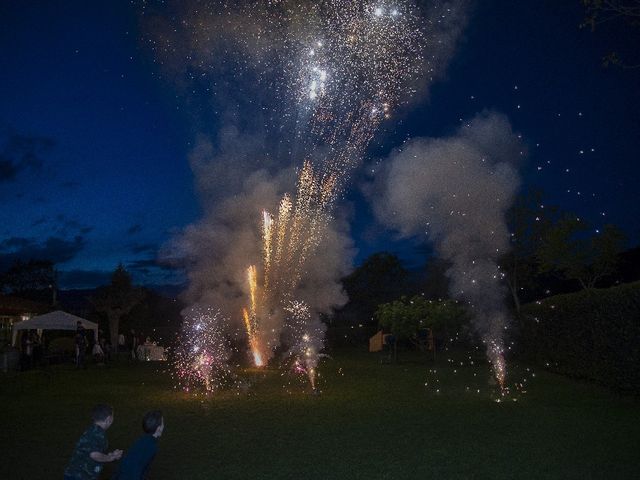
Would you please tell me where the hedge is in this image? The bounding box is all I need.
[519,281,640,393]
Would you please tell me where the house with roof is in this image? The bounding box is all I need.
[0,295,50,346]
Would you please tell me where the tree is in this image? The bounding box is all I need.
[537,216,625,289]
[375,295,465,361]
[419,258,451,300]
[340,252,410,327]
[582,1,640,26]
[501,189,558,312]
[122,288,184,343]
[581,0,640,69]
[91,265,143,351]
[0,259,57,303]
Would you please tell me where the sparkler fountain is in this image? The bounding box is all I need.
[172,306,235,394]
[370,112,524,395]
[236,2,430,384]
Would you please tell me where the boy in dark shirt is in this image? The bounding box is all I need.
[64,404,123,480]
[113,410,164,480]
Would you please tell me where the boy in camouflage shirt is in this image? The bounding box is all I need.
[64,404,123,480]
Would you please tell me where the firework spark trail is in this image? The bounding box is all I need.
[244,265,265,366]
[262,210,274,289]
[243,307,264,367]
[247,265,258,318]
[241,161,338,369]
[274,194,292,266]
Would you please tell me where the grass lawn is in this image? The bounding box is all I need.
[1,348,639,479]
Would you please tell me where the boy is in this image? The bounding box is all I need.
[112,410,164,480]
[64,404,123,480]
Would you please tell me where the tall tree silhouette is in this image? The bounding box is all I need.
[92,265,142,351]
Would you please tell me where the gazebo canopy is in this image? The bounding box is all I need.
[12,310,98,346]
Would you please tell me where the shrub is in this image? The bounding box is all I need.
[375,296,466,342]
[519,281,640,392]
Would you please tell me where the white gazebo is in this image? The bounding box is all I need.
[11,310,98,346]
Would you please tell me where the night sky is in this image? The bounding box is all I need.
[1,0,638,289]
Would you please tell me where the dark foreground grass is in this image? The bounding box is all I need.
[1,349,638,479]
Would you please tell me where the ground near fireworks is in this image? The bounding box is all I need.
[3,350,639,480]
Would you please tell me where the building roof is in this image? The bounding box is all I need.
[0,295,51,316]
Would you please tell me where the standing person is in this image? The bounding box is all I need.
[64,404,123,480]
[20,330,29,370]
[112,411,164,480]
[75,322,87,369]
[92,338,105,364]
[139,333,148,360]
[102,336,112,363]
[32,330,42,367]
[25,331,35,369]
[118,332,125,354]
[130,329,138,361]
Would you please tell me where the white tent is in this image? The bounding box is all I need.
[12,310,98,346]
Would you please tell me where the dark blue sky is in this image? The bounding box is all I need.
[1,1,638,288]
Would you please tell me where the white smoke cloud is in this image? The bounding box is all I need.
[369,111,524,380]
[164,134,355,358]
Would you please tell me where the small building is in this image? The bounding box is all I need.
[0,295,50,346]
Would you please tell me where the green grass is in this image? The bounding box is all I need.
[1,349,638,479]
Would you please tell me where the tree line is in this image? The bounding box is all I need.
[1,189,635,351]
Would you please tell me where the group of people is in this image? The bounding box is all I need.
[74,323,156,368]
[19,329,44,370]
[124,329,157,361]
[74,322,112,368]
[64,404,164,480]
[18,321,161,371]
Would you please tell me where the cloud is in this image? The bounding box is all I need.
[60,180,80,189]
[57,269,112,289]
[164,158,355,360]
[52,214,94,237]
[22,214,93,236]
[56,259,183,290]
[125,256,185,287]
[0,235,87,271]
[130,243,157,255]
[0,130,55,183]
[31,216,47,227]
[127,223,143,235]
[128,258,175,272]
